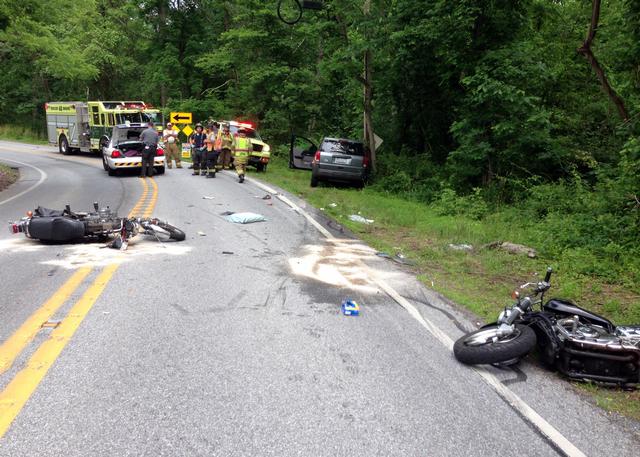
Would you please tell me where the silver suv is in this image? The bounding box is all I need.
[310,138,369,188]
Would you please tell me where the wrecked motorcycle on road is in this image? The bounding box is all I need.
[454,268,640,385]
[9,202,185,250]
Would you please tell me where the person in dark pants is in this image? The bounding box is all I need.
[205,123,220,178]
[139,121,159,177]
[189,123,207,176]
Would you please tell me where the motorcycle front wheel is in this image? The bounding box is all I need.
[156,222,186,241]
[453,324,536,365]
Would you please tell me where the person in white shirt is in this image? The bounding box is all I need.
[163,122,181,169]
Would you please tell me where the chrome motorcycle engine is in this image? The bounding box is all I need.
[554,317,640,384]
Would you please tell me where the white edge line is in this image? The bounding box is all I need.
[249,176,587,457]
[0,158,48,206]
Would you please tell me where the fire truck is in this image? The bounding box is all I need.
[45,101,163,155]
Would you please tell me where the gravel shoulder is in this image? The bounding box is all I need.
[0,163,19,192]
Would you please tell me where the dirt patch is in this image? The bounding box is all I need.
[0,163,19,192]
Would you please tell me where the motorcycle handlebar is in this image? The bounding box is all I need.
[544,267,552,283]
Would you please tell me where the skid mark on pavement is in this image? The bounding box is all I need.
[289,241,380,294]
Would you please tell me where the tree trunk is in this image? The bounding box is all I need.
[577,0,630,122]
[363,0,377,172]
[159,0,168,107]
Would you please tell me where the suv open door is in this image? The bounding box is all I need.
[289,135,317,170]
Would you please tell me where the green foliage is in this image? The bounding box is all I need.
[1,0,639,290]
[434,188,489,220]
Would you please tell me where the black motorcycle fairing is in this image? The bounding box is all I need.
[28,217,85,241]
[34,207,65,217]
[544,298,615,333]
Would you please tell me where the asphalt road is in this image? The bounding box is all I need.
[0,140,638,456]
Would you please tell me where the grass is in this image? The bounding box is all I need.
[577,383,640,421]
[0,124,48,144]
[0,163,19,192]
[250,154,640,421]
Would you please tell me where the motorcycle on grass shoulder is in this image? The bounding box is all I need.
[453,268,640,385]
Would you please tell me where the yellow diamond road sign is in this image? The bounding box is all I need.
[181,125,193,137]
[170,112,192,124]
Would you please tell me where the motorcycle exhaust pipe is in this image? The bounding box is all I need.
[557,323,640,354]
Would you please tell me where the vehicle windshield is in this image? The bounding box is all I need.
[115,112,160,124]
[112,127,145,144]
[145,112,162,125]
[322,139,364,156]
[229,125,262,141]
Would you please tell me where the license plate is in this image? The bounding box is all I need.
[334,158,350,165]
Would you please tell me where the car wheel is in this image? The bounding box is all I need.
[107,167,117,177]
[102,155,109,171]
[310,175,319,187]
[155,166,165,175]
[59,135,71,155]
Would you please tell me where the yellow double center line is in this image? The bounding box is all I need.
[0,177,158,438]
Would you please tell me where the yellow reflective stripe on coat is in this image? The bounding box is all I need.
[234,137,252,157]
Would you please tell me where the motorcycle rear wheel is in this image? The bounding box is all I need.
[453,324,536,365]
[156,222,186,241]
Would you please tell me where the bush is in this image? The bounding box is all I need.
[433,187,489,220]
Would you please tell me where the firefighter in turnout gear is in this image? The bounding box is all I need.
[233,129,251,183]
[216,124,234,170]
[163,122,181,168]
[204,123,220,178]
[189,123,207,175]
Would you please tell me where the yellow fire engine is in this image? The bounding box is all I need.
[45,101,163,155]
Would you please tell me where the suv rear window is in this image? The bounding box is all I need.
[321,139,364,156]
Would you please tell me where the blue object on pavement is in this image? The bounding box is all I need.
[341,299,360,316]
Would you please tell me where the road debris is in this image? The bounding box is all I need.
[262,194,272,200]
[197,231,206,236]
[341,299,360,316]
[225,212,267,224]
[484,241,537,258]
[222,251,234,255]
[202,196,215,200]
[349,214,374,224]
[220,211,235,216]
[375,251,415,266]
[448,243,474,252]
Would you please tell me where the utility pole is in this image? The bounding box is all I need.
[363,0,376,171]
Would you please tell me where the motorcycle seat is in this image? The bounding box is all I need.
[34,207,65,217]
[29,217,85,241]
